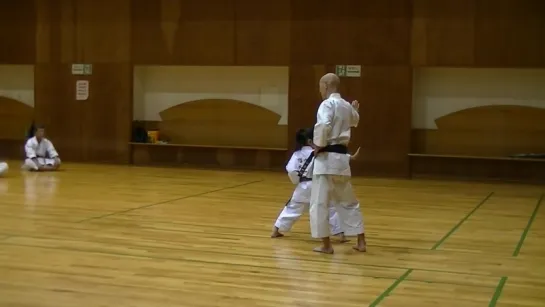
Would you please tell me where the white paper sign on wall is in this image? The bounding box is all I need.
[76,80,89,101]
[335,65,362,77]
[345,65,361,77]
[72,64,84,75]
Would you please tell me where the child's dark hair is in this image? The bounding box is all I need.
[295,128,314,150]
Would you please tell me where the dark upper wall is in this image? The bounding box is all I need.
[0,0,543,175]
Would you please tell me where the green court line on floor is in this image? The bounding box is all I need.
[431,192,494,250]
[513,193,543,257]
[489,277,508,307]
[369,269,413,307]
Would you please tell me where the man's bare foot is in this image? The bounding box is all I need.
[352,233,367,252]
[271,227,284,238]
[313,246,334,254]
[314,237,333,254]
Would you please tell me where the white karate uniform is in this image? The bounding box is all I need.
[274,146,342,235]
[310,93,364,238]
[0,162,8,176]
[22,137,61,171]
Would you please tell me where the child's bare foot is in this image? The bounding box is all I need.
[352,245,366,252]
[271,227,284,238]
[338,233,349,243]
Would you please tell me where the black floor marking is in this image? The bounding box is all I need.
[76,180,263,223]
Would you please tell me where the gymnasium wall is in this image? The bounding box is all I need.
[133,66,289,124]
[0,65,34,107]
[34,0,132,163]
[0,0,543,178]
[412,68,545,156]
[0,65,34,159]
[132,66,289,149]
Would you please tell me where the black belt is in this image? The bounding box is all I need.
[319,144,348,154]
[300,177,312,182]
[296,144,348,179]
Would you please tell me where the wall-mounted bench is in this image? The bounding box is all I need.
[129,142,288,171]
[408,153,545,183]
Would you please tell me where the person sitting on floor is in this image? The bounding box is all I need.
[22,125,61,172]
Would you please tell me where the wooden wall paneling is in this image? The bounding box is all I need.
[411,0,476,66]
[290,0,361,64]
[0,97,34,160]
[474,0,545,67]
[35,0,83,161]
[130,144,287,171]
[75,0,131,64]
[176,0,235,65]
[34,64,85,161]
[290,0,411,65]
[158,99,288,148]
[76,0,132,163]
[287,65,326,152]
[410,155,545,183]
[80,64,132,163]
[130,1,170,64]
[132,0,236,65]
[35,0,132,163]
[411,105,545,156]
[349,66,413,177]
[234,0,291,65]
[0,140,25,160]
[0,0,36,64]
[0,97,34,140]
[357,0,412,66]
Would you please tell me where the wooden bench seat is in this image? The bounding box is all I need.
[408,153,545,183]
[129,142,288,170]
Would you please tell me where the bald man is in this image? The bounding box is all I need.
[309,73,366,254]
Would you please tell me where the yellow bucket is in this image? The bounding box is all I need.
[147,130,159,143]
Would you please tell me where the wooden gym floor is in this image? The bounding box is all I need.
[0,162,544,307]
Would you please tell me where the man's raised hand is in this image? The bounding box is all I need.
[351,100,359,111]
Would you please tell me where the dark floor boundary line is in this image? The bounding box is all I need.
[1,241,495,290]
[512,194,543,257]
[3,220,447,255]
[0,241,403,281]
[369,269,413,307]
[0,233,493,278]
[432,192,494,250]
[76,180,263,223]
[86,218,436,250]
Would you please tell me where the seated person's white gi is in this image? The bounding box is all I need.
[22,128,61,171]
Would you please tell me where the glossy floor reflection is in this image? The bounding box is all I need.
[0,162,544,306]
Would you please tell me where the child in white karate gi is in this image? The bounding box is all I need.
[271,128,360,241]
